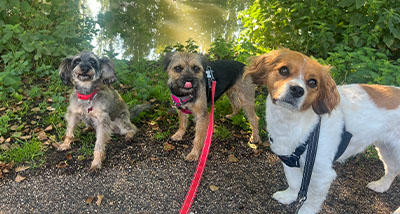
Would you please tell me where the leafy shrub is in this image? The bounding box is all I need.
[0,0,97,92]
[320,45,400,85]
[162,39,199,54]
[239,0,400,59]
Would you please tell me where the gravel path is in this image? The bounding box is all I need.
[0,128,399,214]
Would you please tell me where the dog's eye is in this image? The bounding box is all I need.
[307,79,318,88]
[89,60,96,67]
[174,66,183,73]
[192,66,200,73]
[278,66,289,76]
[73,59,81,66]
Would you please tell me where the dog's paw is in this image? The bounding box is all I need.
[185,151,200,162]
[89,161,102,171]
[171,132,184,141]
[272,189,297,205]
[103,77,115,85]
[57,143,71,151]
[125,131,136,141]
[367,179,391,193]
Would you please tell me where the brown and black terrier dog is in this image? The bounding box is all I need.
[164,52,261,161]
[58,51,138,170]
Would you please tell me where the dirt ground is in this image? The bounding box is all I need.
[0,123,399,214]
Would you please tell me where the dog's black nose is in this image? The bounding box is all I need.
[290,86,304,98]
[81,65,90,73]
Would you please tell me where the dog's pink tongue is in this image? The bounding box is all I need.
[184,82,192,88]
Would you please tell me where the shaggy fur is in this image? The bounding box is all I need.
[244,49,400,214]
[58,51,138,170]
[164,52,261,161]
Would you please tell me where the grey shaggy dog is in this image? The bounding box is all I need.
[58,51,138,170]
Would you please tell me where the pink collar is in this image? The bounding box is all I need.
[171,94,193,114]
[77,90,98,100]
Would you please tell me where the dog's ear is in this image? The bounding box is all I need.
[162,52,173,71]
[59,57,73,85]
[243,55,270,85]
[200,54,209,71]
[100,57,116,84]
[312,66,340,115]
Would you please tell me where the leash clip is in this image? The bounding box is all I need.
[206,66,215,89]
[295,196,307,214]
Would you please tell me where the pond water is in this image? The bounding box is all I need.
[88,0,250,60]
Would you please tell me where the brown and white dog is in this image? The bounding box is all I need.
[244,49,400,214]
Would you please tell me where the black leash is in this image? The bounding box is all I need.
[295,116,321,213]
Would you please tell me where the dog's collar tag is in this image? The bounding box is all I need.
[76,91,97,113]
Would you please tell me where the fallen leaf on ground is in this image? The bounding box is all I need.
[109,201,114,206]
[15,165,30,172]
[37,131,47,141]
[253,149,262,157]
[11,132,22,138]
[150,157,159,161]
[20,135,32,140]
[44,125,53,132]
[46,106,55,111]
[0,136,4,144]
[15,174,26,183]
[228,154,239,163]
[182,145,189,149]
[66,154,73,160]
[209,185,219,191]
[77,155,85,161]
[247,142,258,150]
[10,125,19,131]
[96,194,104,206]
[163,142,175,151]
[263,141,270,147]
[31,107,40,112]
[86,196,95,204]
[56,161,68,168]
[0,107,5,111]
[47,98,53,103]
[52,142,60,149]
[5,138,11,143]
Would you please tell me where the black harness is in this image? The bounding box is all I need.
[269,118,353,212]
[270,120,352,167]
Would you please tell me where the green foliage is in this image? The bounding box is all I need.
[0,139,45,164]
[208,37,235,60]
[162,39,199,54]
[319,45,400,84]
[214,125,231,140]
[0,113,11,136]
[239,0,400,59]
[0,0,97,93]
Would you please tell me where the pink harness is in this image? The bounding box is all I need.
[170,94,193,114]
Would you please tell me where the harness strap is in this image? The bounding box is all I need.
[295,116,321,213]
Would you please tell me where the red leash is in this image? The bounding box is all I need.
[179,80,216,214]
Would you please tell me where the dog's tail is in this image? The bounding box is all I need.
[130,104,152,119]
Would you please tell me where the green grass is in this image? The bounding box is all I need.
[0,138,45,165]
[214,125,231,140]
[153,130,170,141]
[76,131,96,157]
